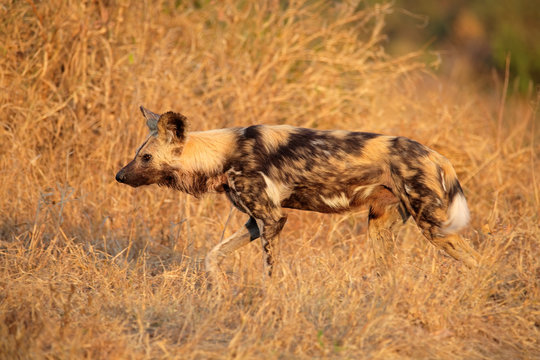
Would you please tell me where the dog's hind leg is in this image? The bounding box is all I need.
[424,232,480,269]
[412,207,480,268]
[368,201,409,270]
[365,185,410,270]
[205,216,260,282]
[411,195,480,268]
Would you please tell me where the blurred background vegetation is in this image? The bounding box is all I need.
[383,0,540,93]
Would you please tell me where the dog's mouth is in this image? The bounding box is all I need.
[115,162,156,188]
[116,171,149,187]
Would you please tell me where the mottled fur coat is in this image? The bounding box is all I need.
[116,107,480,278]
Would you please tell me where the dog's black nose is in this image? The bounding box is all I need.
[115,171,125,183]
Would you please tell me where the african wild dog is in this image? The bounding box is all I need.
[116,107,480,278]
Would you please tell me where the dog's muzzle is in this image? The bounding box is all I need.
[115,169,126,183]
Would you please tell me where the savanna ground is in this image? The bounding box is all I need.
[1,1,538,359]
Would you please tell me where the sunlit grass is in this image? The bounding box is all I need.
[0,0,538,358]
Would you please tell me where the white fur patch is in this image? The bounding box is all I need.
[311,139,326,146]
[320,193,350,209]
[443,192,470,233]
[353,185,376,199]
[404,184,412,195]
[260,172,291,206]
[440,170,447,192]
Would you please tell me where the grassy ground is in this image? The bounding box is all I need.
[1,0,538,358]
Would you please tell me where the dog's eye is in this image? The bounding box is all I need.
[141,154,152,162]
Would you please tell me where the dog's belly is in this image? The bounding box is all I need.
[281,186,358,213]
[280,182,398,214]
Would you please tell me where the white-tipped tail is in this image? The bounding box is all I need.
[443,192,470,234]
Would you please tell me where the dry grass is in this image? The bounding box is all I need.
[1,0,539,358]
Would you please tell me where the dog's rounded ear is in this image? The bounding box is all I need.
[158,111,187,142]
[140,106,161,132]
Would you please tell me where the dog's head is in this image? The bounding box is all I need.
[115,106,188,188]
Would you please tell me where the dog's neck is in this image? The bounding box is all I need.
[163,129,237,197]
[178,129,238,175]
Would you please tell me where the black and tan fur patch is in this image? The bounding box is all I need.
[116,107,480,277]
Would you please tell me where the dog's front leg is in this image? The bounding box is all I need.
[258,215,288,277]
[205,216,261,283]
[225,170,288,277]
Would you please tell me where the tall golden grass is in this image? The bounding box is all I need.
[1,0,538,358]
